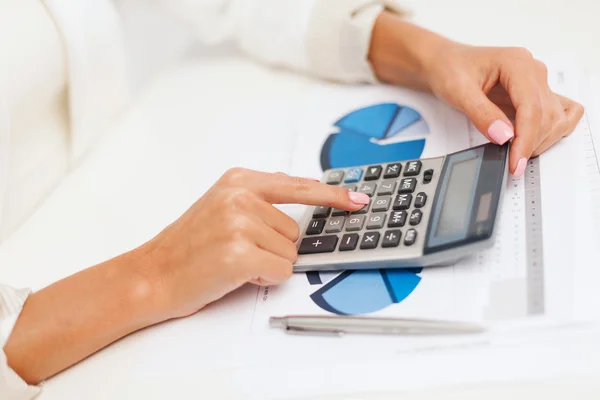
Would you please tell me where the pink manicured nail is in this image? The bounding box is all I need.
[348,192,370,205]
[514,158,527,178]
[488,120,514,145]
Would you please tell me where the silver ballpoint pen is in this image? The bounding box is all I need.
[269,315,486,336]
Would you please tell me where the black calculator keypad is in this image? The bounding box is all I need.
[306,219,325,235]
[299,235,339,254]
[364,165,382,181]
[302,160,436,255]
[360,232,380,249]
[339,234,360,251]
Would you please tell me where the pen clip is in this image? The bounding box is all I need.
[285,326,344,337]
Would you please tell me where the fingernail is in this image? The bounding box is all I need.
[488,120,514,145]
[348,192,370,205]
[514,158,528,178]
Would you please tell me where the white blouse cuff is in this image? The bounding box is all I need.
[306,0,407,84]
[1,285,40,399]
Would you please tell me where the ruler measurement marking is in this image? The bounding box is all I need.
[525,158,545,315]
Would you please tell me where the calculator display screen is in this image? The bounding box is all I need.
[435,157,479,237]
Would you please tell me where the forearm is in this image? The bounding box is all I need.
[369,11,456,91]
[3,246,158,385]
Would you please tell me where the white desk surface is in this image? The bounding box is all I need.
[2,0,600,398]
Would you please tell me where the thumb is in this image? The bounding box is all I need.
[455,86,515,145]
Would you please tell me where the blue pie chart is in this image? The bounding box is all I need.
[309,103,429,315]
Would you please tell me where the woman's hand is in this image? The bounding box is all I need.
[369,12,584,177]
[423,44,584,177]
[138,168,370,322]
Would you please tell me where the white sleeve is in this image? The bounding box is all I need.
[152,0,407,83]
[0,284,40,400]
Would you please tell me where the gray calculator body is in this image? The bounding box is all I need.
[294,143,509,272]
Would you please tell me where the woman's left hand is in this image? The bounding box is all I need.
[424,44,585,177]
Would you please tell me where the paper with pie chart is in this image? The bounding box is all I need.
[251,83,584,349]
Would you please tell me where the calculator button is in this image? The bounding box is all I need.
[343,184,357,192]
[345,168,363,183]
[404,229,417,246]
[351,199,371,214]
[377,179,397,195]
[372,196,392,212]
[414,192,427,208]
[306,219,325,235]
[312,206,331,219]
[325,216,346,233]
[423,169,434,184]
[383,163,402,178]
[388,210,408,227]
[326,170,344,185]
[298,235,339,254]
[346,215,366,231]
[382,230,402,248]
[398,178,417,194]
[339,234,360,251]
[393,194,412,210]
[366,213,387,230]
[404,161,422,176]
[358,183,377,197]
[331,208,349,217]
[364,165,382,181]
[409,209,423,226]
[360,232,380,250]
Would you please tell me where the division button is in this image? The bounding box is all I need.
[398,178,417,194]
[326,170,344,185]
[404,229,418,246]
[366,213,387,230]
[360,232,381,250]
[393,194,413,210]
[404,161,422,176]
[372,196,392,212]
[382,230,402,248]
[298,235,339,254]
[414,192,427,208]
[346,215,366,231]
[344,168,363,183]
[358,182,377,197]
[339,233,360,251]
[377,179,397,195]
[409,209,423,226]
[325,216,346,233]
[388,210,408,227]
[306,219,325,235]
[383,163,402,178]
[312,206,331,219]
[364,165,382,181]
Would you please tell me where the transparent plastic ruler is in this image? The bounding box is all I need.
[524,157,545,315]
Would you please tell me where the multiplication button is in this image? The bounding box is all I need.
[360,232,380,250]
[298,235,339,254]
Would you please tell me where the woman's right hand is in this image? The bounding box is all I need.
[137,168,370,323]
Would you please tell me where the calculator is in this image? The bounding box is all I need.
[294,142,509,272]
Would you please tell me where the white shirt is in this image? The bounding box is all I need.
[0,0,405,397]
